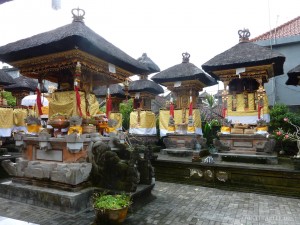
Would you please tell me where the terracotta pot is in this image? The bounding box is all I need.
[48,119,70,129]
[94,207,128,224]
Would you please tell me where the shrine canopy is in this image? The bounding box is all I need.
[202,29,286,85]
[286,64,300,86]
[129,53,164,109]
[0,8,148,86]
[0,69,15,87]
[152,53,217,93]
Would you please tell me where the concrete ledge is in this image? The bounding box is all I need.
[161,148,194,156]
[218,153,278,164]
[0,180,94,213]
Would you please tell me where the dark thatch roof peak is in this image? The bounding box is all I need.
[286,64,300,86]
[151,53,217,87]
[129,79,164,95]
[0,15,148,75]
[137,53,160,74]
[93,84,125,98]
[202,40,285,80]
[4,76,47,93]
[0,69,15,86]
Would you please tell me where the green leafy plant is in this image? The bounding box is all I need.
[269,103,299,132]
[93,192,132,211]
[119,99,133,131]
[210,119,221,126]
[2,91,16,106]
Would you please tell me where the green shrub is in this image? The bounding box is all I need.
[269,104,300,132]
[119,99,133,131]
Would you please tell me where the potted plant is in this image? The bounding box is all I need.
[48,113,70,129]
[92,192,132,224]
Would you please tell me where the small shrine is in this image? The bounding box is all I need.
[0,69,15,106]
[93,83,126,134]
[152,53,217,154]
[202,29,285,160]
[128,53,164,144]
[4,76,47,107]
[0,8,155,213]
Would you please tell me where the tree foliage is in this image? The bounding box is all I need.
[2,91,16,106]
[269,103,300,132]
[119,99,133,131]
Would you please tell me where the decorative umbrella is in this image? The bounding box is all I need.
[21,95,49,107]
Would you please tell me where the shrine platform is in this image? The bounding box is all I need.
[0,178,155,214]
[151,153,300,198]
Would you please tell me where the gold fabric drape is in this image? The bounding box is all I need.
[0,108,14,128]
[159,109,201,131]
[13,108,28,126]
[110,112,122,130]
[227,93,269,116]
[130,111,156,129]
[49,91,99,118]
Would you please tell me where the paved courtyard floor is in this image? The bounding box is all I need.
[0,181,300,225]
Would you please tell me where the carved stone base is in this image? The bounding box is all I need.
[1,158,92,185]
[0,180,94,213]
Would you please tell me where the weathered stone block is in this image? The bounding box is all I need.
[51,163,92,185]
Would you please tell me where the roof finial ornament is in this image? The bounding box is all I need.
[238,28,250,42]
[72,8,85,23]
[182,52,190,63]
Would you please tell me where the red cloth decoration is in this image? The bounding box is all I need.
[106,94,112,118]
[258,104,263,119]
[188,101,193,116]
[75,85,83,117]
[36,87,43,115]
[170,103,174,118]
[222,107,227,118]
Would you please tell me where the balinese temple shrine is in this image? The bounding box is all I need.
[152,53,217,153]
[0,8,149,194]
[286,64,300,86]
[93,83,126,134]
[202,29,285,159]
[0,69,15,137]
[128,53,164,143]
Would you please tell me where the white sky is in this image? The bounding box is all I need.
[0,0,299,94]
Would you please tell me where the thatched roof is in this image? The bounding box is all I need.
[137,53,160,74]
[93,84,125,98]
[151,53,217,86]
[129,79,164,95]
[0,69,15,86]
[4,76,47,93]
[0,10,148,75]
[202,30,285,80]
[286,64,300,86]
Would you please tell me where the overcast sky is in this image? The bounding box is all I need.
[0,0,299,94]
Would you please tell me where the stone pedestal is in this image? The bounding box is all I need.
[215,133,277,164]
[162,134,205,156]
